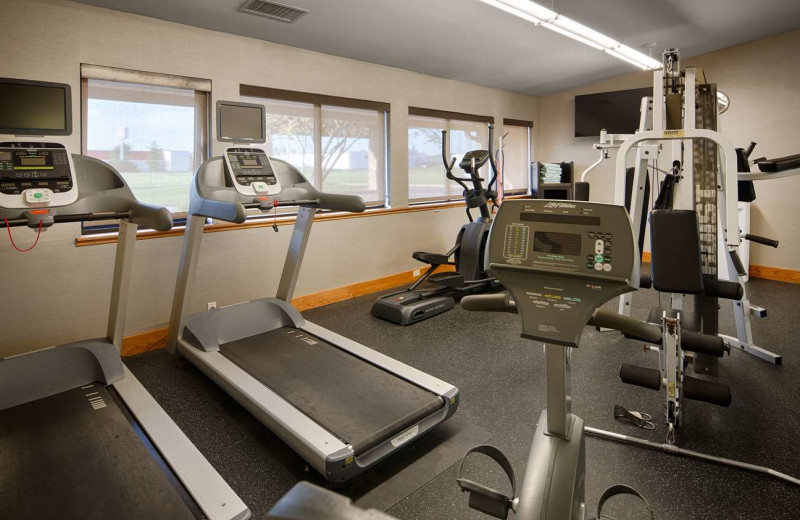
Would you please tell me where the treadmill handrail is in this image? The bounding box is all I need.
[188,157,365,222]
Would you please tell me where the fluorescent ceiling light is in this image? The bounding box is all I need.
[479,0,662,70]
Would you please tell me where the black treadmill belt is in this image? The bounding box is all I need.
[0,385,197,520]
[220,328,444,455]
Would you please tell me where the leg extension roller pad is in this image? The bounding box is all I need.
[620,364,662,391]
[683,376,732,407]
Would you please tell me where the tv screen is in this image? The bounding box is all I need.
[574,87,650,137]
[0,78,71,135]
[217,101,265,143]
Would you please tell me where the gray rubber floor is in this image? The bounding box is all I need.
[127,277,800,519]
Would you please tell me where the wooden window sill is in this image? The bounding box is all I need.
[73,196,529,247]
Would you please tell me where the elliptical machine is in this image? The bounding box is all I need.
[371,124,503,325]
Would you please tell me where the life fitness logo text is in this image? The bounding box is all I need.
[544,202,576,209]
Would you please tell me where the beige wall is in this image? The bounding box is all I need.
[535,29,800,270]
[0,0,538,356]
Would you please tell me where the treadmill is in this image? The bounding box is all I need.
[0,79,249,520]
[167,101,459,482]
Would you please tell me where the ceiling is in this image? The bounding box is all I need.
[71,0,800,95]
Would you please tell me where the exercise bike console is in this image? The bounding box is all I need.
[460,199,645,520]
[489,200,639,347]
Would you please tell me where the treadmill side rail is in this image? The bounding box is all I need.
[115,365,251,520]
[302,321,459,399]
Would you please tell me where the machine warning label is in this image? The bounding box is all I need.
[504,224,530,261]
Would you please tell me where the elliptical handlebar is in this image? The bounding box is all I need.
[486,124,499,195]
[441,130,474,192]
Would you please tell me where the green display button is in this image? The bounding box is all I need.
[34,192,42,198]
[594,254,604,263]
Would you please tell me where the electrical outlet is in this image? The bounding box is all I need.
[413,269,421,277]
[208,301,217,310]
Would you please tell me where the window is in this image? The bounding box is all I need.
[81,69,209,224]
[500,120,532,194]
[408,111,490,203]
[262,99,315,180]
[243,86,388,207]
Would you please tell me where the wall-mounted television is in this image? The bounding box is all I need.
[574,87,650,137]
[0,78,72,135]
[216,100,266,143]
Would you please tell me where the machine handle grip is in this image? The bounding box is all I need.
[589,310,662,344]
[728,249,747,277]
[745,234,779,248]
[574,182,590,201]
[128,202,174,231]
[461,293,517,314]
[316,192,366,213]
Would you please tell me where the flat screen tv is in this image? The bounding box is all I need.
[574,87,650,137]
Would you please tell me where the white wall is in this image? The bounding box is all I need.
[0,0,538,356]
[535,29,800,270]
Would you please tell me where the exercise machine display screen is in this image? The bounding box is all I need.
[223,147,282,196]
[0,143,73,195]
[533,232,581,256]
[0,80,71,135]
[226,149,277,186]
[217,102,265,143]
[488,200,637,347]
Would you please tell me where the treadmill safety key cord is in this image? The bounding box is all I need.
[3,217,44,252]
[256,196,280,232]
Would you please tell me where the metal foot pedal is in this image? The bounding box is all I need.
[430,271,465,288]
[457,445,516,519]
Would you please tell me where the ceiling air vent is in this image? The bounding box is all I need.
[239,0,308,23]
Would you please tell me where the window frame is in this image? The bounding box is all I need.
[407,107,494,205]
[241,84,390,209]
[79,64,211,234]
[500,118,534,196]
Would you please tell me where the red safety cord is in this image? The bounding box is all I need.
[4,219,43,252]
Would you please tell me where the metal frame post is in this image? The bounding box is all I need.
[107,219,138,351]
[167,214,207,353]
[276,206,317,303]
[544,343,570,438]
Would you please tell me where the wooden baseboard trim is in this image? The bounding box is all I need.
[749,264,800,284]
[122,327,170,357]
[121,265,454,356]
[291,266,454,311]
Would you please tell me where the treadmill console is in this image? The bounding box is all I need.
[487,200,638,347]
[0,141,78,209]
[224,146,282,197]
